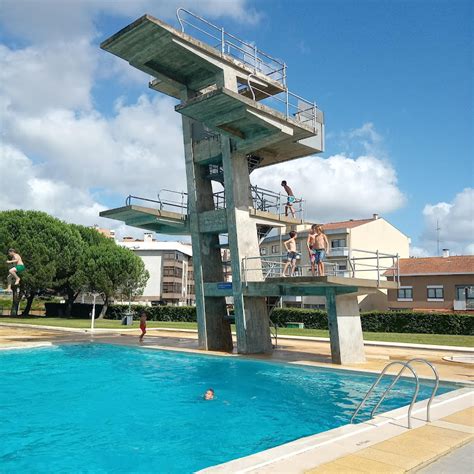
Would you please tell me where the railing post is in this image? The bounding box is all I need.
[221,27,225,54]
[376,249,380,286]
[285,88,289,119]
[313,101,317,131]
[283,62,287,87]
[242,257,247,286]
[254,44,258,73]
[396,253,400,287]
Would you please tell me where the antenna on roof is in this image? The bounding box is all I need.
[436,219,441,256]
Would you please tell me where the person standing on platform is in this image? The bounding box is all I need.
[313,225,329,276]
[282,231,298,277]
[307,224,317,276]
[281,181,296,218]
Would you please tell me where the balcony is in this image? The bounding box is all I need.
[329,247,349,257]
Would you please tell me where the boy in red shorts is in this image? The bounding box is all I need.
[139,311,147,342]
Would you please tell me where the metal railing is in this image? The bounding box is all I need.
[349,248,400,287]
[126,184,305,220]
[176,8,286,86]
[351,359,439,429]
[241,254,342,283]
[250,185,304,220]
[243,74,320,132]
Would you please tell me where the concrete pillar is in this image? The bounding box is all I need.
[325,288,366,364]
[180,88,232,352]
[221,136,272,354]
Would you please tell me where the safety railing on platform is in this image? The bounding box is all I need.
[244,74,320,132]
[349,248,400,286]
[250,185,304,220]
[176,8,286,86]
[241,254,341,284]
[126,185,305,220]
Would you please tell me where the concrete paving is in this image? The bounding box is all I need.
[418,441,473,473]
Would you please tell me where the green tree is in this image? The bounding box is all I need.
[0,210,66,315]
[82,241,149,318]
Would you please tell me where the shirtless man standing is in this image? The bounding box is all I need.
[6,249,25,291]
[306,224,317,276]
[282,231,298,277]
[281,181,296,218]
[312,226,329,276]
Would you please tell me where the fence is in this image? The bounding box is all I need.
[241,250,400,286]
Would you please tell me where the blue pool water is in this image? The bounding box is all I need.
[0,344,458,473]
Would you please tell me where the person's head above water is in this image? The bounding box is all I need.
[204,388,214,400]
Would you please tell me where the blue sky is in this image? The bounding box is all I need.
[0,0,472,255]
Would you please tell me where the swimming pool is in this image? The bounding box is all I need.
[0,344,459,472]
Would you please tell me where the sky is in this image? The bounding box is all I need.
[0,0,472,256]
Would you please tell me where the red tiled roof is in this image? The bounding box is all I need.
[387,256,474,275]
[321,218,375,230]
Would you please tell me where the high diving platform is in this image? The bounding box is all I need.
[100,9,391,364]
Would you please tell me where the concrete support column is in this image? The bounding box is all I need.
[325,288,366,364]
[221,136,272,354]
[181,93,232,351]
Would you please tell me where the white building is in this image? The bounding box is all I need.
[119,233,194,306]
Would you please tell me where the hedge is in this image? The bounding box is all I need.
[45,302,104,318]
[105,304,197,322]
[271,308,474,336]
[42,303,474,336]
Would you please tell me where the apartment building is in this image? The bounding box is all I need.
[386,252,474,312]
[260,214,410,310]
[119,233,195,306]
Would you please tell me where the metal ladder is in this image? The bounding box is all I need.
[351,359,439,429]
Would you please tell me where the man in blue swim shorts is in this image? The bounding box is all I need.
[312,225,329,276]
[281,180,296,218]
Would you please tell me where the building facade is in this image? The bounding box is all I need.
[119,233,195,306]
[387,254,474,311]
[260,215,410,310]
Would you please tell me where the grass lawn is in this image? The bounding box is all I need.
[0,317,472,347]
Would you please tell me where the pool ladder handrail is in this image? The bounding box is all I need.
[350,358,439,429]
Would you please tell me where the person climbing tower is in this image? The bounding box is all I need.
[6,248,25,291]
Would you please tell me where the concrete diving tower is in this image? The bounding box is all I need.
[101,9,328,357]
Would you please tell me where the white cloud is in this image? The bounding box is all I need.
[0,0,259,44]
[0,42,96,115]
[0,144,107,226]
[252,153,406,223]
[418,188,474,255]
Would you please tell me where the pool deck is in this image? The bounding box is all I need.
[1,324,472,473]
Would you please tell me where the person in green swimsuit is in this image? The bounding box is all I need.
[6,249,25,291]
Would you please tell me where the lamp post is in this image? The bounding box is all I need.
[90,293,100,332]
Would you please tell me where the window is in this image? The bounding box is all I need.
[338,264,347,271]
[456,285,474,300]
[187,271,194,280]
[271,245,279,254]
[163,252,183,261]
[260,247,267,255]
[163,267,182,278]
[331,239,347,248]
[397,287,413,301]
[162,282,182,294]
[427,286,444,300]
